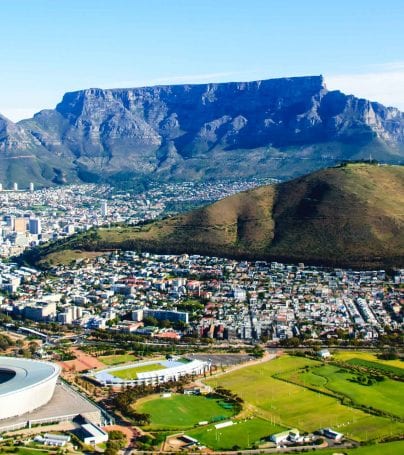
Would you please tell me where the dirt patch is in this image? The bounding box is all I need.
[103,424,141,447]
[58,348,105,372]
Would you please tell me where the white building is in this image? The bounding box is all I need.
[76,421,109,445]
[101,201,108,217]
[94,358,210,387]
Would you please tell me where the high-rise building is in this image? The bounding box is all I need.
[101,200,108,217]
[29,182,35,192]
[64,225,75,235]
[29,218,42,235]
[24,301,57,321]
[13,182,18,191]
[0,183,3,191]
[3,215,13,227]
[132,308,189,324]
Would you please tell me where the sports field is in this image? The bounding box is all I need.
[99,354,137,366]
[136,394,235,429]
[112,362,166,379]
[187,417,285,450]
[205,355,404,441]
[281,364,404,418]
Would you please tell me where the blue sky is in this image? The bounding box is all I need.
[1,0,403,120]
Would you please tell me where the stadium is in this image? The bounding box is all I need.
[0,356,60,420]
[93,358,210,386]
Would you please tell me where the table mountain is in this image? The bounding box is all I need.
[1,76,404,186]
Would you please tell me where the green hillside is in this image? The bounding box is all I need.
[23,163,404,269]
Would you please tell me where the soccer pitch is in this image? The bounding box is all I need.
[205,355,404,441]
[187,417,284,450]
[136,394,235,429]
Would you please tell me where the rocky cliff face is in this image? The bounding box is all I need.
[1,76,403,186]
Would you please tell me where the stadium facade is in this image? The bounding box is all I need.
[0,356,60,420]
[94,358,210,386]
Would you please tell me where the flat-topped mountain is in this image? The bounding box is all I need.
[1,76,403,186]
[25,164,404,269]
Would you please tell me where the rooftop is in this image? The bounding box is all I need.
[0,356,60,397]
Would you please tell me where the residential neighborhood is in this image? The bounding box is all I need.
[1,250,402,345]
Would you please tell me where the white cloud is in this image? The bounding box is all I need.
[326,64,404,110]
[1,108,41,122]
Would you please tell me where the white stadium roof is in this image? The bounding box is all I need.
[0,356,60,397]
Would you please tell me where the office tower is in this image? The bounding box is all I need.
[101,200,108,217]
[29,218,42,235]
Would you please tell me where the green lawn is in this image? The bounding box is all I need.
[112,362,166,379]
[280,364,404,418]
[99,353,137,366]
[205,355,404,441]
[187,417,285,450]
[136,394,235,429]
[333,351,404,370]
[320,365,402,418]
[346,358,404,378]
[17,451,50,455]
[318,440,404,455]
[0,449,52,455]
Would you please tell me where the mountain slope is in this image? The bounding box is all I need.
[1,76,403,186]
[26,164,404,268]
[0,114,79,186]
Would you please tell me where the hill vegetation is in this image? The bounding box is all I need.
[22,163,404,269]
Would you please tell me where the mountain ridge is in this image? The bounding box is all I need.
[1,75,403,186]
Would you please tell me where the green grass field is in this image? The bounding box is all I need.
[187,417,285,450]
[346,358,404,378]
[112,362,166,379]
[205,355,404,441]
[136,394,235,429]
[0,449,52,455]
[280,364,404,418]
[333,351,404,369]
[99,353,137,366]
[17,450,51,455]
[318,440,404,455]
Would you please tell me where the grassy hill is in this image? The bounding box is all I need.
[23,163,404,269]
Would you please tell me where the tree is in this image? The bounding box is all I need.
[143,316,158,326]
[130,412,151,425]
[28,341,39,355]
[159,319,172,329]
